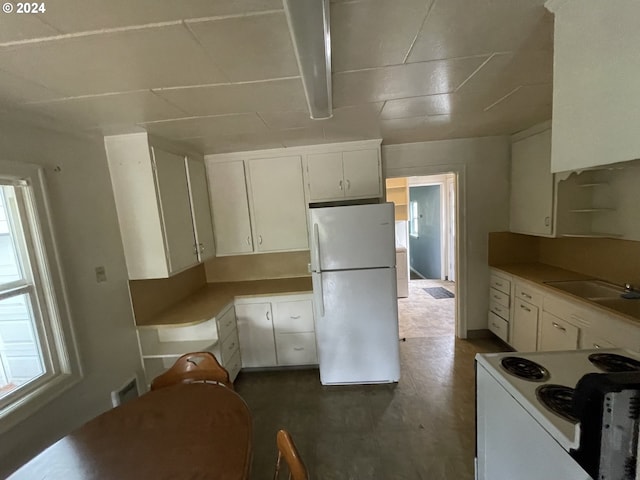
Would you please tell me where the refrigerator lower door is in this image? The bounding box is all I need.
[313,267,400,385]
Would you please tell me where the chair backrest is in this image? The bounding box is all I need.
[274,429,309,480]
[150,351,233,391]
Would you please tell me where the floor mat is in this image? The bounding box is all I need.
[423,287,455,299]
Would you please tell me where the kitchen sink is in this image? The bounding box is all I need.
[543,279,626,300]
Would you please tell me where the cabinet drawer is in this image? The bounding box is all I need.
[275,332,318,365]
[217,306,237,343]
[226,350,241,382]
[514,283,543,306]
[490,274,511,295]
[273,299,315,334]
[488,312,509,342]
[539,312,579,351]
[489,299,510,322]
[220,328,240,365]
[489,288,510,308]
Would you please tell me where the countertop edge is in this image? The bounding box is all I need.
[136,277,313,328]
[491,263,640,326]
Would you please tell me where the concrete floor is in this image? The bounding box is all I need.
[235,333,507,479]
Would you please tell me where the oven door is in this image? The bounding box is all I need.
[476,364,592,480]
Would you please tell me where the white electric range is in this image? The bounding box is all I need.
[475,348,640,480]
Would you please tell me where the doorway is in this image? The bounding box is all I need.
[391,173,457,339]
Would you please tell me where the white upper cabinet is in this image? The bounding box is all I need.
[207,155,308,256]
[509,123,554,236]
[186,157,215,262]
[104,133,214,279]
[152,148,197,273]
[305,147,382,202]
[247,156,308,253]
[546,0,640,172]
[207,160,254,256]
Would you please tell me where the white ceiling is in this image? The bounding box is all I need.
[0,0,553,154]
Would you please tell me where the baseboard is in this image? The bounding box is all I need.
[466,329,492,339]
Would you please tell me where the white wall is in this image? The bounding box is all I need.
[0,117,143,476]
[383,136,511,333]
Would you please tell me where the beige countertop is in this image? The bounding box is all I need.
[137,277,313,328]
[492,262,639,324]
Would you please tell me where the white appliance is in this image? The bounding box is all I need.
[476,348,640,480]
[309,203,400,385]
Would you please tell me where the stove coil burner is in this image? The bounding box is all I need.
[536,384,579,423]
[588,353,640,373]
[500,356,550,382]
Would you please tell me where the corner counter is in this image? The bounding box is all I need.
[136,277,313,328]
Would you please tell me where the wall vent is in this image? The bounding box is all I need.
[111,376,140,407]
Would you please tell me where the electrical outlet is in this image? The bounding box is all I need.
[95,266,107,283]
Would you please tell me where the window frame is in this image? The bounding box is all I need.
[409,200,419,238]
[0,160,81,433]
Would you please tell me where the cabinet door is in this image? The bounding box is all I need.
[235,302,276,367]
[272,299,314,334]
[248,156,308,252]
[306,152,344,201]
[186,157,215,262]
[342,149,381,199]
[207,160,253,255]
[510,129,554,236]
[511,298,539,352]
[539,312,579,351]
[152,148,197,274]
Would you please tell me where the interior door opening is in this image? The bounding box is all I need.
[386,173,458,340]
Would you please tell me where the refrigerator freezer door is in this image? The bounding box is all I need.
[309,203,395,271]
[313,268,400,385]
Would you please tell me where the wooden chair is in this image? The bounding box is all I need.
[274,429,309,480]
[150,351,233,391]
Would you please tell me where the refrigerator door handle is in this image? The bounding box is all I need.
[317,272,325,317]
[312,223,321,271]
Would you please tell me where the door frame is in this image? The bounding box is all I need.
[387,163,466,339]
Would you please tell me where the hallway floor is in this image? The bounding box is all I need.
[398,278,456,339]
[235,336,507,479]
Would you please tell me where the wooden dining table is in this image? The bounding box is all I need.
[8,383,253,479]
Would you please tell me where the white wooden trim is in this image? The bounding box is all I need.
[386,163,468,339]
[205,139,382,163]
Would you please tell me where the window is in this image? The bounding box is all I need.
[409,201,419,237]
[0,161,80,431]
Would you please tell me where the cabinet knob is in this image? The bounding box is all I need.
[544,216,550,226]
[293,347,304,351]
[520,304,531,313]
[258,235,263,245]
[338,180,343,190]
[552,322,567,332]
[266,311,270,321]
[346,179,351,190]
[290,315,301,319]
[246,236,251,245]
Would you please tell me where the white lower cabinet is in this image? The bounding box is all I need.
[235,302,277,368]
[492,267,640,354]
[488,269,511,343]
[236,293,317,368]
[137,304,241,385]
[538,312,579,351]
[511,297,539,352]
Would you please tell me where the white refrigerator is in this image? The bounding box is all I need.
[309,203,401,385]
